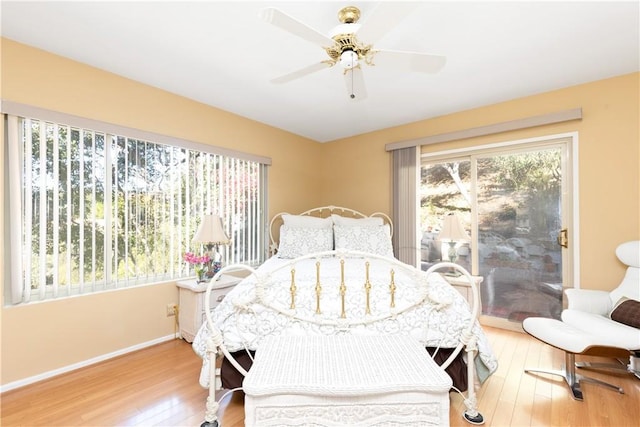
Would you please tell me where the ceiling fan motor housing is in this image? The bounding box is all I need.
[326,33,371,68]
[325,7,372,69]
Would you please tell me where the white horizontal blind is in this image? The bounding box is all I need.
[7,115,267,303]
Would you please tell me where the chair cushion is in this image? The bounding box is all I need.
[562,309,640,350]
[523,317,601,354]
[610,297,640,329]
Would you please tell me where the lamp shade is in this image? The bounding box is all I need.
[438,213,470,242]
[192,214,230,245]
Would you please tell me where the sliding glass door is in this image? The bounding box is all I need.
[476,147,564,321]
[420,137,573,326]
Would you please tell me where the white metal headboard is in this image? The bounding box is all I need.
[269,205,393,254]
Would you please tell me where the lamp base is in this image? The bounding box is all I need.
[447,241,458,263]
[205,261,222,280]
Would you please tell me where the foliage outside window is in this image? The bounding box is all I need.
[420,144,565,320]
[8,116,267,303]
[421,150,561,239]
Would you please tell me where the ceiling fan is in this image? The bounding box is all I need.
[261,3,446,101]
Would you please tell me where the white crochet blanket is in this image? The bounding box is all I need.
[192,255,498,388]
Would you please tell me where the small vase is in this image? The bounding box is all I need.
[196,270,207,283]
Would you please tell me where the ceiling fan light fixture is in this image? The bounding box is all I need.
[340,50,358,69]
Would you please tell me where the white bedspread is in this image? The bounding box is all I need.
[192,255,498,388]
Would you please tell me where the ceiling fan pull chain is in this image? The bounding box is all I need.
[350,68,355,99]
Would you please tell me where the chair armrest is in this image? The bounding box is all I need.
[564,288,612,315]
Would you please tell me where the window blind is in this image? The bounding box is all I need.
[5,111,268,304]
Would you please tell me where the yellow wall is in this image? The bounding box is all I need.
[0,39,322,386]
[1,37,639,388]
[322,72,640,290]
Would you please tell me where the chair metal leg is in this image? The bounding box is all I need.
[576,361,628,372]
[578,374,625,394]
[577,354,640,380]
[525,352,624,401]
[576,361,622,369]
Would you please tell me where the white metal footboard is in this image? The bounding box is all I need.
[200,250,484,426]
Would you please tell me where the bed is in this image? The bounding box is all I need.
[192,206,498,426]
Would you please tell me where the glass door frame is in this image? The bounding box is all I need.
[420,132,579,328]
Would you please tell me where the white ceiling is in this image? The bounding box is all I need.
[2,1,638,143]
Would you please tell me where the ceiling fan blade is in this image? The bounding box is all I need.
[271,62,332,84]
[370,49,446,74]
[356,2,420,44]
[344,67,367,101]
[261,7,335,47]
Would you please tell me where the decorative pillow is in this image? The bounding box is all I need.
[609,297,640,329]
[331,214,384,227]
[333,224,394,258]
[282,214,332,229]
[277,225,333,258]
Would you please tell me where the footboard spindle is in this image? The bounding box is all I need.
[339,259,346,318]
[389,269,396,308]
[364,261,372,315]
[315,261,322,314]
[289,268,296,309]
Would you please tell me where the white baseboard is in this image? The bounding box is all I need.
[0,334,178,393]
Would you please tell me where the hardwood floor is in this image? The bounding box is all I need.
[1,326,638,426]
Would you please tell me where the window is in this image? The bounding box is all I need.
[6,112,268,303]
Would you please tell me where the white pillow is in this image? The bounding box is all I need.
[333,224,394,258]
[331,214,384,227]
[282,214,332,229]
[277,225,333,258]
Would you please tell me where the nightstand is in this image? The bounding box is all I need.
[442,273,484,319]
[176,275,241,342]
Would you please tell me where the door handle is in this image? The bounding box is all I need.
[557,228,568,248]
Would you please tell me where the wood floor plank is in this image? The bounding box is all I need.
[1,327,638,426]
[531,393,553,427]
[510,337,538,427]
[532,344,556,399]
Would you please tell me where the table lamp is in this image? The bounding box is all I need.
[438,213,470,264]
[192,214,230,279]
